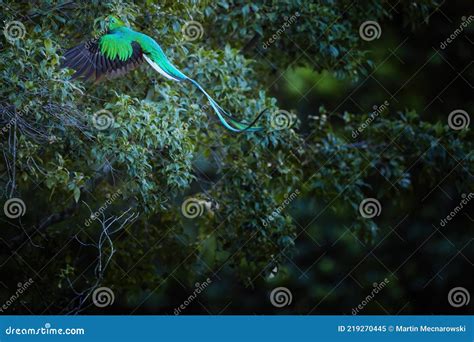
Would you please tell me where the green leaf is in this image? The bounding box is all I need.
[73,187,81,203]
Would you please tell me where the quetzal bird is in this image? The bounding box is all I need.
[62,15,265,132]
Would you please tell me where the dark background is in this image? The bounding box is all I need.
[165,1,474,315]
[0,0,472,315]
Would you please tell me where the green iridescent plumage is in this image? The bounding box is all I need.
[62,15,265,132]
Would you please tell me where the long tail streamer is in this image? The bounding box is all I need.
[144,53,265,133]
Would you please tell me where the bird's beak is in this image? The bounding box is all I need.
[100,20,106,33]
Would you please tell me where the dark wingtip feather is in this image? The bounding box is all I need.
[61,39,144,83]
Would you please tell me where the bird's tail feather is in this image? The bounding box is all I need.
[145,52,265,132]
[188,78,265,133]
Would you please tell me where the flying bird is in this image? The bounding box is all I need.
[61,15,265,132]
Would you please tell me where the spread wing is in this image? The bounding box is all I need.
[61,33,144,83]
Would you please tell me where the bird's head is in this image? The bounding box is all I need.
[102,15,126,31]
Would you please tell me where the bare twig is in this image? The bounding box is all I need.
[63,207,139,314]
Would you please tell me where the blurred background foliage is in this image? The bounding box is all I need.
[0,0,472,314]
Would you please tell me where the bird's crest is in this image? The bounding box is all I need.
[104,15,126,30]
